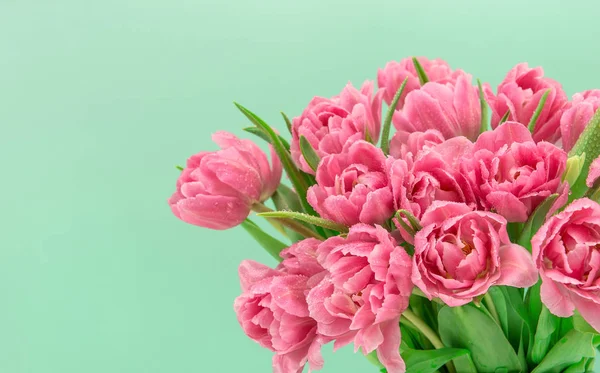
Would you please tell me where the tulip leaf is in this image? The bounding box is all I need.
[271,185,307,242]
[500,286,535,358]
[531,306,560,364]
[396,209,423,231]
[528,89,551,134]
[234,103,316,217]
[299,135,321,172]
[281,111,293,134]
[242,126,291,152]
[574,311,598,335]
[438,304,523,372]
[381,77,408,155]
[241,219,287,261]
[402,347,470,373]
[256,211,348,233]
[569,107,600,200]
[477,79,491,134]
[499,110,511,125]
[531,330,598,373]
[412,57,430,85]
[517,193,559,252]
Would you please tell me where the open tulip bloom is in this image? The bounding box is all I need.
[169,57,600,373]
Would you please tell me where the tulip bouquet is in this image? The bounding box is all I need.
[168,57,600,373]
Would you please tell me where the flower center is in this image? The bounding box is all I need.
[461,240,473,255]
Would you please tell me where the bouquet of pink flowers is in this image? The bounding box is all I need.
[168,57,600,373]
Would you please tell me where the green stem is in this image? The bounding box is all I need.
[402,310,456,373]
[401,309,444,349]
[252,203,324,240]
[483,293,501,326]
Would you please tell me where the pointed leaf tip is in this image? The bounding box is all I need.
[412,57,430,85]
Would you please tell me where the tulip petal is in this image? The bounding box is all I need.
[497,244,539,288]
[540,275,575,317]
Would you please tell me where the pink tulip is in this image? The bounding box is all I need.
[234,239,326,373]
[389,129,445,161]
[389,137,476,222]
[463,122,568,223]
[392,74,482,141]
[587,156,600,188]
[377,56,467,108]
[413,201,538,306]
[531,198,600,332]
[307,141,394,227]
[291,81,384,174]
[486,63,568,143]
[307,224,413,373]
[560,90,600,152]
[168,132,282,230]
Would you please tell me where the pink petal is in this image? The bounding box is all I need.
[570,293,600,333]
[486,191,529,223]
[540,275,575,317]
[173,194,250,230]
[586,156,600,188]
[497,244,539,288]
[474,121,533,153]
[375,319,405,373]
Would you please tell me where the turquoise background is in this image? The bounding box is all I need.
[2,1,599,372]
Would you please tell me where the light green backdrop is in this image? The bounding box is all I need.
[1,1,599,372]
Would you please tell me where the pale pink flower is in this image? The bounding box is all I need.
[560,90,600,152]
[531,198,600,332]
[463,122,568,223]
[389,129,445,161]
[377,56,467,108]
[413,201,538,307]
[392,74,481,141]
[168,132,281,229]
[307,141,394,227]
[486,63,568,143]
[307,224,413,373]
[389,136,476,222]
[291,81,384,174]
[234,239,326,373]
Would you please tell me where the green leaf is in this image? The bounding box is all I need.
[234,103,315,216]
[568,107,600,200]
[531,330,598,373]
[412,57,430,85]
[499,110,511,125]
[528,89,551,134]
[241,219,287,261]
[256,211,348,232]
[381,77,408,155]
[403,348,469,373]
[438,304,523,372]
[477,79,491,134]
[299,135,321,172]
[562,358,591,373]
[487,287,510,343]
[517,193,559,252]
[281,111,293,134]
[175,165,184,171]
[500,286,534,360]
[241,126,291,152]
[574,311,598,335]
[531,306,560,364]
[271,185,305,242]
[396,209,423,231]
